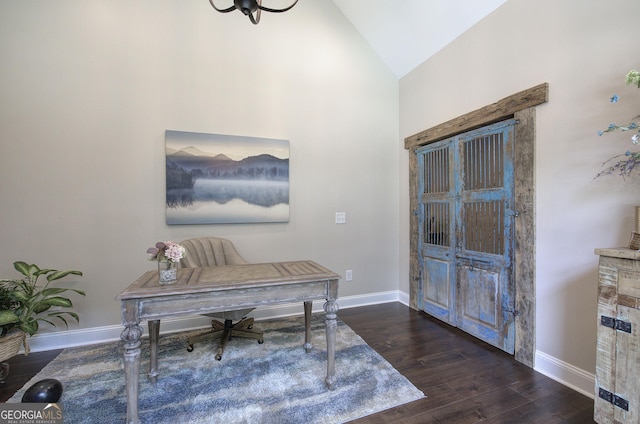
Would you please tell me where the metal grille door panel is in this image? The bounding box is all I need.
[417,120,516,354]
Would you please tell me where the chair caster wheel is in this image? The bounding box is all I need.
[258,338,264,344]
[215,354,222,361]
[187,345,194,352]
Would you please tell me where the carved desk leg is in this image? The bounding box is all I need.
[121,322,144,424]
[303,301,313,352]
[324,299,339,390]
[148,320,160,383]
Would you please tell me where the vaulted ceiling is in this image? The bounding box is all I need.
[331,0,508,78]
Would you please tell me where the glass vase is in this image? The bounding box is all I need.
[158,261,178,284]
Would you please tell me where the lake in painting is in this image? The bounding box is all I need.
[165,130,289,224]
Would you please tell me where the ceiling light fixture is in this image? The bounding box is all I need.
[208,0,299,25]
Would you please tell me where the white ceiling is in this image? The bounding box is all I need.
[331,0,508,78]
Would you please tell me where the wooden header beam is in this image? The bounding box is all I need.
[404,82,548,149]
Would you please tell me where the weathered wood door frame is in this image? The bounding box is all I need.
[405,83,548,367]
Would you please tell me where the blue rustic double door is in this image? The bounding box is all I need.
[416,120,516,354]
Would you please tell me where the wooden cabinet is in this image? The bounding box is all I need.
[595,248,640,424]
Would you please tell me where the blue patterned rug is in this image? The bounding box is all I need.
[9,315,424,423]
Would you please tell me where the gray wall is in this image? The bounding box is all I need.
[399,0,640,387]
[0,1,399,331]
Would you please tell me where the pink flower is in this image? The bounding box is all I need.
[146,241,185,263]
[164,242,186,262]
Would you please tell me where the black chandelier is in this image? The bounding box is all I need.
[209,0,299,25]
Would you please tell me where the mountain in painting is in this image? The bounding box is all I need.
[166,147,235,170]
[166,149,288,182]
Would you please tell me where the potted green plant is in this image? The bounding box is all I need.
[0,261,85,358]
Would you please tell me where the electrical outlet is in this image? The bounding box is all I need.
[335,212,346,224]
[345,270,353,281]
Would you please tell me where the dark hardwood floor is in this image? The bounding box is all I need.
[0,302,595,423]
[0,348,61,403]
[339,303,595,424]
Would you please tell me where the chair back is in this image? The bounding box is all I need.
[179,237,248,268]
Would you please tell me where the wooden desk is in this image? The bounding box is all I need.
[115,260,340,424]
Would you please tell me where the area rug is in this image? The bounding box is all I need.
[9,315,424,423]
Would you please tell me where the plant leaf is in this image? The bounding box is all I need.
[43,297,73,308]
[0,310,19,326]
[41,287,85,297]
[62,311,80,323]
[33,302,52,314]
[10,290,29,303]
[40,288,67,296]
[20,321,38,336]
[52,315,69,327]
[35,268,55,277]
[13,261,32,277]
[46,270,83,282]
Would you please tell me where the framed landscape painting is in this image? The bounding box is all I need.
[165,130,290,224]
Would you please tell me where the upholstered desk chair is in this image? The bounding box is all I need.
[179,237,264,360]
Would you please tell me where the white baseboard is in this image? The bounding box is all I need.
[26,290,406,353]
[534,350,595,399]
[25,291,595,401]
